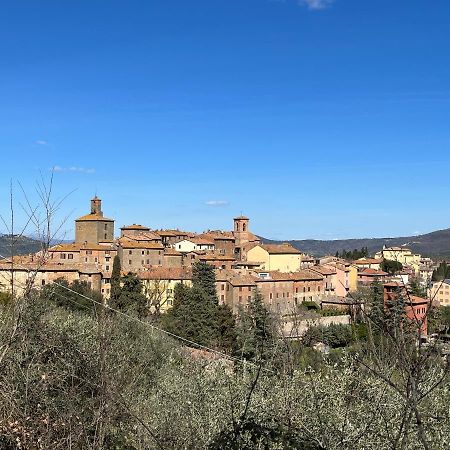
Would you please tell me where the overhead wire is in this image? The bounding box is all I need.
[51,281,274,373]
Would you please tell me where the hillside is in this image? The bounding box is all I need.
[262,228,450,258]
[0,235,42,258]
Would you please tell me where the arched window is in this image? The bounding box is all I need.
[243,223,246,231]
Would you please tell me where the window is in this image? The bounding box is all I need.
[105,257,110,262]
[60,253,66,259]
[85,258,88,263]
[287,292,289,298]
[41,280,46,286]
[270,293,273,300]
[106,265,110,271]
[104,234,107,240]
[141,260,144,265]
[221,295,225,301]
[104,223,107,230]
[129,250,132,255]
[248,295,251,301]
[128,260,132,265]
[94,258,98,263]
[68,254,73,260]
[86,250,92,255]
[146,259,150,264]
[142,250,145,255]
[221,284,225,291]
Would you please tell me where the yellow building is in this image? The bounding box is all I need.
[375,246,421,267]
[430,280,450,307]
[139,267,192,313]
[246,244,302,273]
[348,264,359,292]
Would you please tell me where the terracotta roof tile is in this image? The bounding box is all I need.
[259,244,301,255]
[138,267,192,280]
[76,213,114,222]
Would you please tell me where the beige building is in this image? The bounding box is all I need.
[375,246,421,267]
[246,244,302,273]
[430,279,450,306]
[0,258,102,297]
[118,240,164,272]
[197,231,235,256]
[139,267,193,312]
[75,197,114,245]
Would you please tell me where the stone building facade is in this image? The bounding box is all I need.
[75,197,114,244]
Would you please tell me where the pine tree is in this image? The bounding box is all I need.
[432,262,450,281]
[110,272,148,318]
[367,279,386,333]
[409,277,427,298]
[236,288,276,362]
[163,286,219,347]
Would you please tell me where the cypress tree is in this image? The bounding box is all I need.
[192,261,218,304]
[110,255,122,303]
[217,304,237,354]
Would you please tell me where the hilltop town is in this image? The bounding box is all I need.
[1,196,448,339]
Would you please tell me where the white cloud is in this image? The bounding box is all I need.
[36,140,48,146]
[205,200,229,207]
[299,0,334,10]
[51,166,95,174]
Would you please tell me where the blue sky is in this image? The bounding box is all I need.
[1,0,450,241]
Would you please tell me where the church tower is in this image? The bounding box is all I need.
[75,196,115,244]
[234,216,250,260]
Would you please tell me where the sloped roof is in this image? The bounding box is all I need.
[359,268,388,276]
[121,224,150,231]
[138,267,192,281]
[259,244,301,255]
[76,213,114,222]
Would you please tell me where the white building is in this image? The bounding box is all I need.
[173,237,215,253]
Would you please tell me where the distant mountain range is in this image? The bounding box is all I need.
[261,228,450,259]
[0,235,43,258]
[2,228,450,260]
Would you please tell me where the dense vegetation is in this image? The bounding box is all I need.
[0,263,449,449]
[380,259,403,274]
[334,247,369,260]
[432,261,450,281]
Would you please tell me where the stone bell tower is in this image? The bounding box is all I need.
[75,196,114,244]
